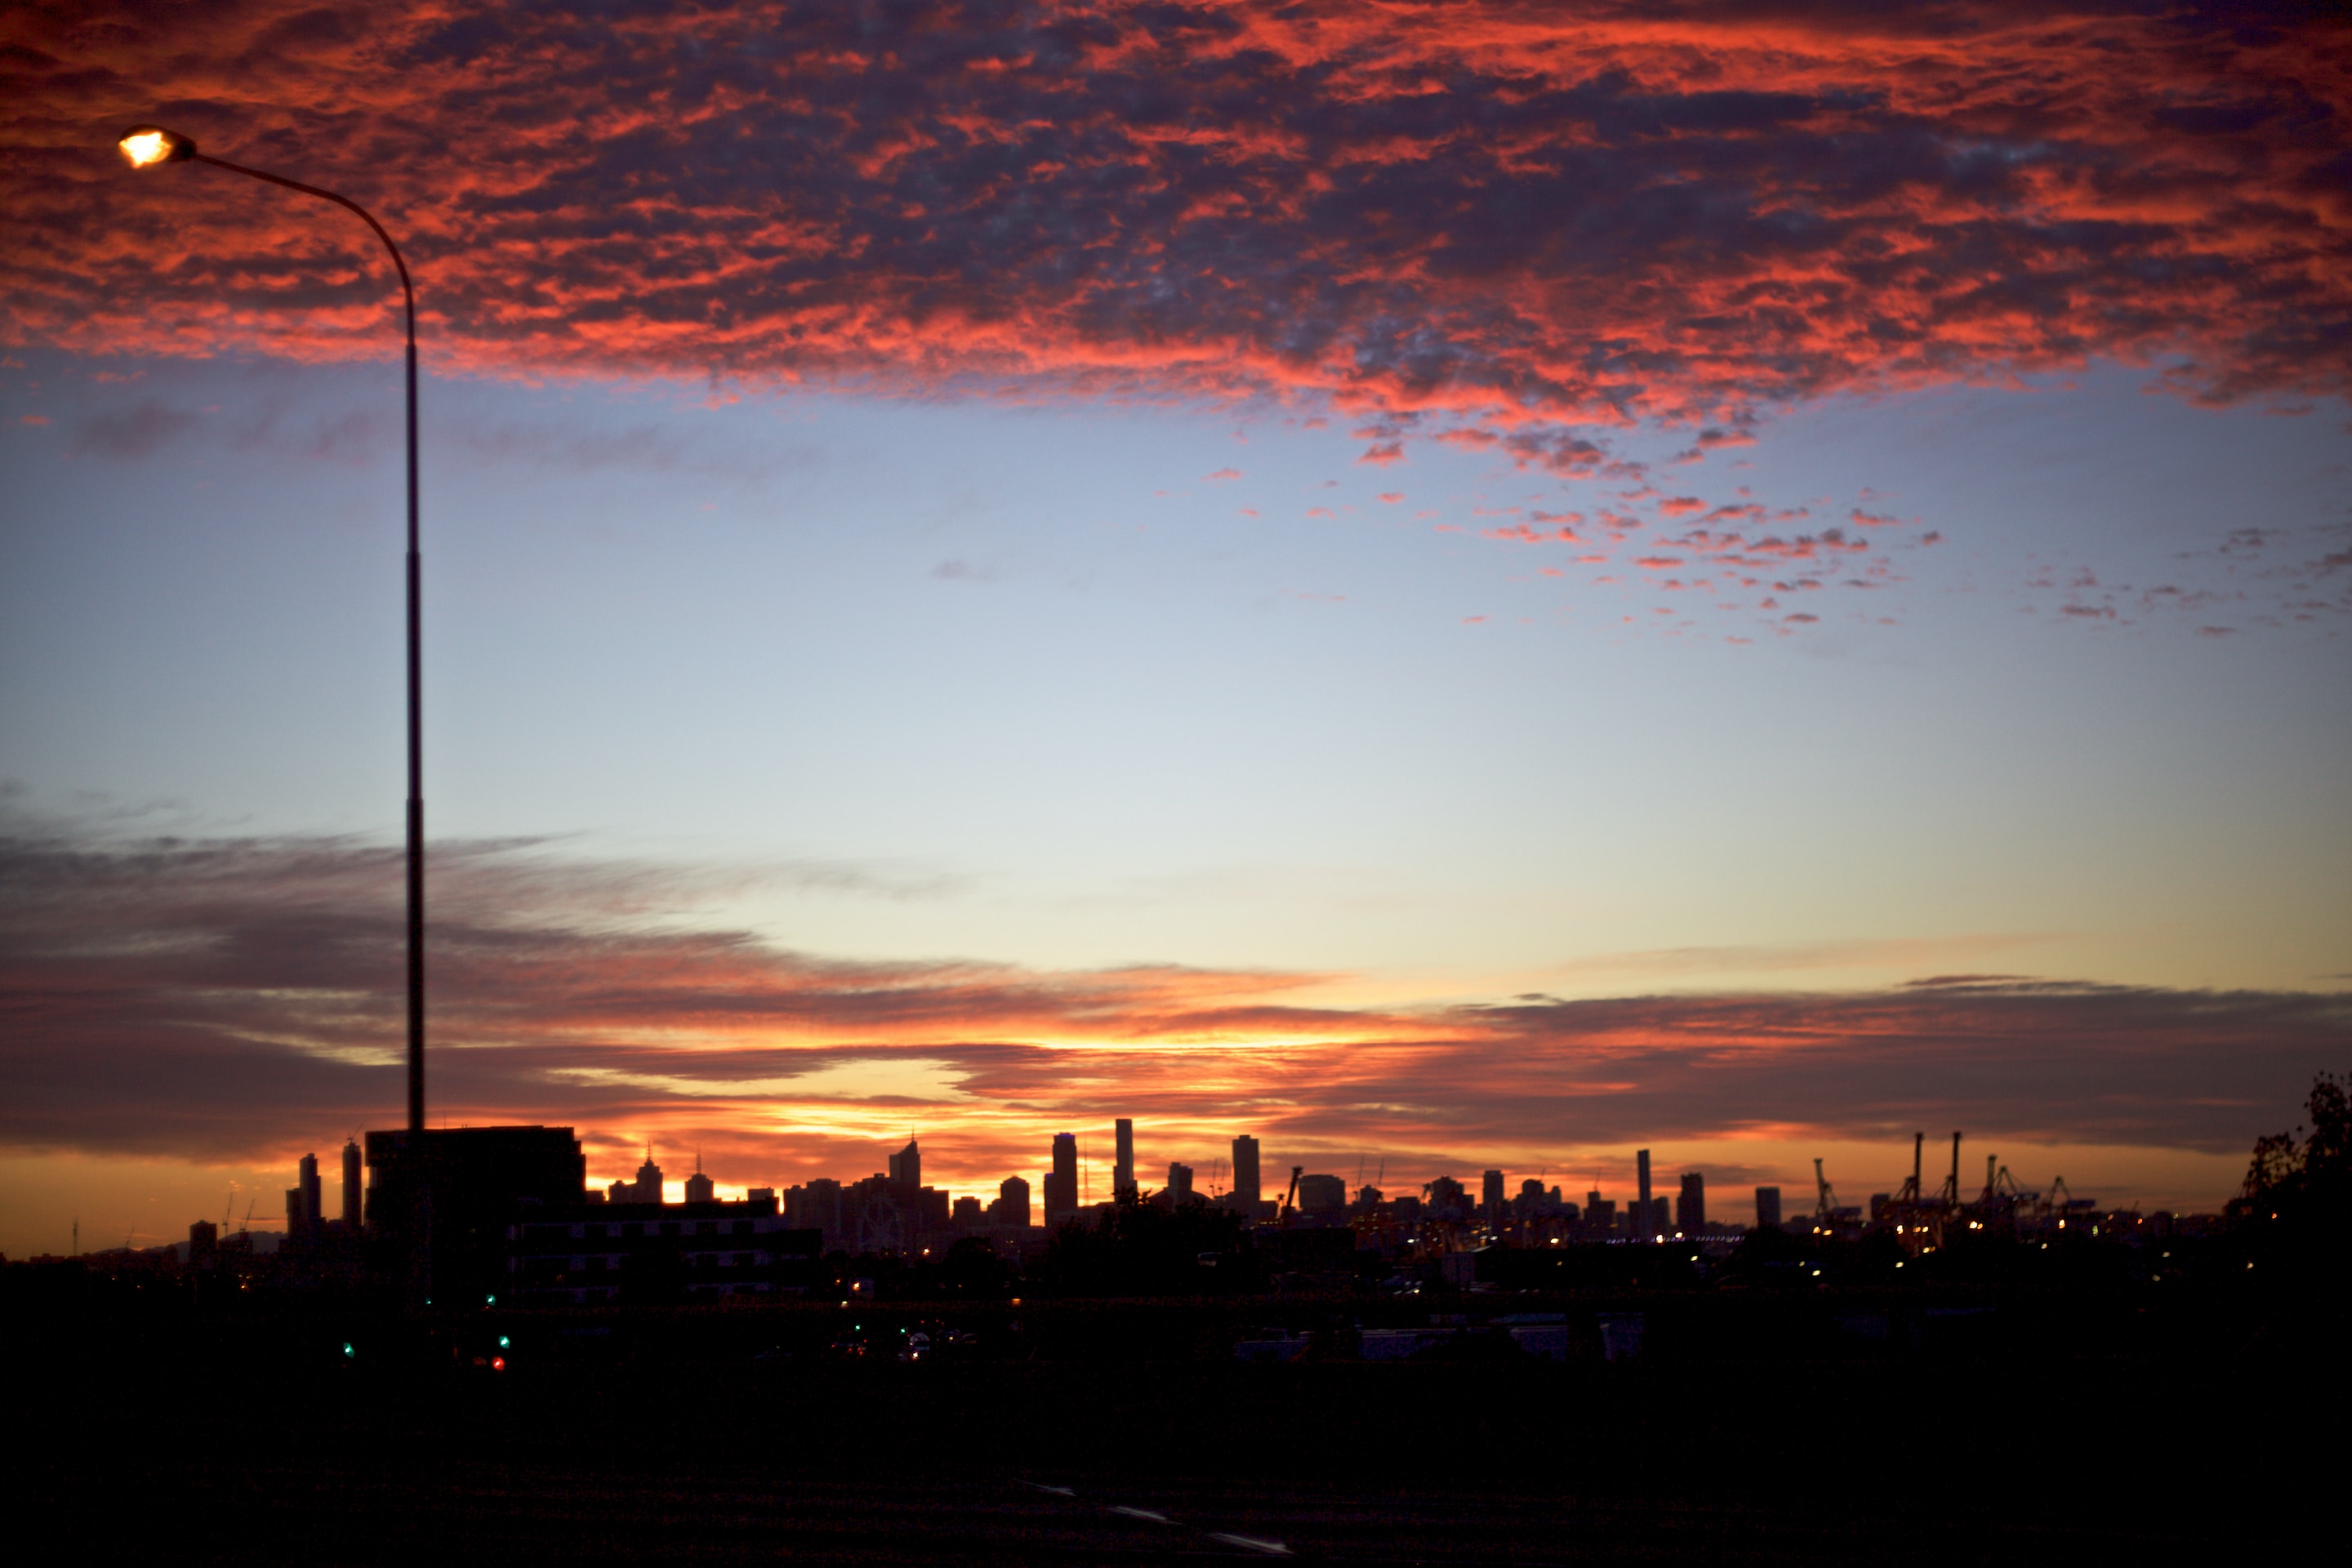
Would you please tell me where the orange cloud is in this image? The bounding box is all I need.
[5,817,2346,1196]
[3,0,2342,451]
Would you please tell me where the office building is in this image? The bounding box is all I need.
[608,1147,665,1206]
[684,1165,715,1205]
[365,1125,587,1304]
[785,1178,844,1245]
[1677,1172,1704,1232]
[504,1189,822,1306]
[952,1195,984,1227]
[1636,1149,1652,1239]
[298,1152,323,1233]
[1296,1173,1347,1214]
[1231,1135,1262,1212]
[1482,1169,1505,1217]
[1045,1133,1079,1223]
[1755,1185,1782,1229]
[284,1186,305,1240]
[889,1139,920,1191]
[1114,1119,1136,1201]
[1168,1162,1194,1204]
[991,1175,1031,1228]
[341,1139,362,1227]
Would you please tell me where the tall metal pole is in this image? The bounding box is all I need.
[184,152,425,1132]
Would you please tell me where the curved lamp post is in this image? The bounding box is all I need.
[120,126,427,1134]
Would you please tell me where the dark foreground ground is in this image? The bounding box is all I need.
[10,1275,2342,1565]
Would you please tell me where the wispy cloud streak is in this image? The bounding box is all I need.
[5,817,2343,1187]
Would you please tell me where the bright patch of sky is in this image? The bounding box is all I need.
[3,351,2346,1000]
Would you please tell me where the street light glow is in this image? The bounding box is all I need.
[119,127,194,168]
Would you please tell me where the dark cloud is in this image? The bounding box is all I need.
[4,816,2344,1184]
[65,399,194,458]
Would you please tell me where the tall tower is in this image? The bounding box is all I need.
[297,1152,322,1234]
[1677,1171,1705,1232]
[888,1138,920,1191]
[1113,1118,1136,1201]
[1635,1148,1652,1239]
[1482,1169,1505,1220]
[635,1146,665,1205]
[1045,1133,1079,1223]
[341,1139,363,1227]
[1231,1135,1262,1213]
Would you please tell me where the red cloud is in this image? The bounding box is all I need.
[1205,466,1243,480]
[5,0,2343,445]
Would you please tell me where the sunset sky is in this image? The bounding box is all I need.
[4,0,2349,1256]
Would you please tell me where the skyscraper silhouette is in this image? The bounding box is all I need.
[341,1139,362,1227]
[1232,1135,1261,1213]
[298,1152,322,1234]
[1045,1133,1079,1223]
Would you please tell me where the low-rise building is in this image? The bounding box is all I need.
[505,1194,821,1306]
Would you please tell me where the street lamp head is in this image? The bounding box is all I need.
[119,126,196,168]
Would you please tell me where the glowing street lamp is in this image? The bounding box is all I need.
[119,125,430,1135]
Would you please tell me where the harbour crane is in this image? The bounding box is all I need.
[1894,1134,1924,1206]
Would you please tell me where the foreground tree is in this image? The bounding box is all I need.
[2229,1071,2350,1290]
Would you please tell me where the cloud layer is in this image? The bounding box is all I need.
[6,814,2344,1193]
[5,0,2347,435]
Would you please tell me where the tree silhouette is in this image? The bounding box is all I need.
[2230,1070,2350,1271]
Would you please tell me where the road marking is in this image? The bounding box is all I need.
[1208,1533,1293,1556]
